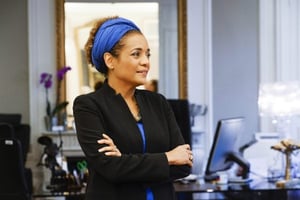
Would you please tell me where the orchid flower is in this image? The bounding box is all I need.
[40,66,72,118]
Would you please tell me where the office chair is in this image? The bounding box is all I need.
[0,114,30,162]
[0,122,15,138]
[167,99,192,145]
[0,116,33,194]
[168,99,194,200]
[0,138,31,200]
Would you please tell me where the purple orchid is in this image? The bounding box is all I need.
[40,73,53,89]
[57,66,72,81]
[40,66,72,118]
[40,73,52,116]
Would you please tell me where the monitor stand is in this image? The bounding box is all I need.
[204,152,251,184]
[227,152,250,179]
[204,173,252,184]
[228,176,252,184]
[204,173,220,182]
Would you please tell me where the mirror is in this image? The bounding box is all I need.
[55,0,187,112]
[65,2,160,100]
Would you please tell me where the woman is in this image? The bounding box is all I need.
[73,16,193,200]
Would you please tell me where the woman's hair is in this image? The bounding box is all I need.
[85,16,117,72]
[84,16,141,75]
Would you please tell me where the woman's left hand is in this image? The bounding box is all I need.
[98,133,121,157]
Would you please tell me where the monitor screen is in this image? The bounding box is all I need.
[205,117,249,179]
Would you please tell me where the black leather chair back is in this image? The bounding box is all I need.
[0,114,30,162]
[0,114,33,194]
[0,113,21,126]
[0,123,15,138]
[0,138,30,200]
[167,99,192,145]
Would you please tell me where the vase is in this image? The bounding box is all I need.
[44,115,60,131]
[44,116,52,131]
[44,113,68,132]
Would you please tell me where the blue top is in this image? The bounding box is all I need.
[137,121,154,200]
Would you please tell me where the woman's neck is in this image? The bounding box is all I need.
[107,78,141,121]
[125,96,141,121]
[107,78,136,98]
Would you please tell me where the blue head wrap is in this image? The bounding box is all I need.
[91,17,141,73]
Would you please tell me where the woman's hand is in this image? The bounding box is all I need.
[98,133,121,157]
[165,144,193,167]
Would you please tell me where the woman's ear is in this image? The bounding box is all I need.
[103,52,114,70]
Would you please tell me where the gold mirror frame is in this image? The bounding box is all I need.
[55,0,187,101]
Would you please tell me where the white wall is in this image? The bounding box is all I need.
[0,0,29,123]
[187,0,213,158]
[211,0,259,146]
[27,0,57,188]
[187,0,260,149]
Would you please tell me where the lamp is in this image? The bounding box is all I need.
[258,81,300,138]
[258,81,300,183]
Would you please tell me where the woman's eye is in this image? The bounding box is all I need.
[131,51,151,58]
[131,52,140,57]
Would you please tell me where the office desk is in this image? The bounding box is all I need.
[33,178,300,200]
[174,179,300,200]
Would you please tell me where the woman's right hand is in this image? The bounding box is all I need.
[165,144,193,167]
[97,133,121,157]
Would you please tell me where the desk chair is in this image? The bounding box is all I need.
[167,99,193,200]
[0,114,30,163]
[167,99,192,145]
[0,138,31,200]
[0,122,15,138]
[0,123,33,196]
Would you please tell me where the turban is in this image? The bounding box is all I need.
[91,17,141,73]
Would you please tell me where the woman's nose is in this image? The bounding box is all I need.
[141,55,150,66]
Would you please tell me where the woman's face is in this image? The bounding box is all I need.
[109,32,151,87]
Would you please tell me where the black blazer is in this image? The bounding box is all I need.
[73,81,190,200]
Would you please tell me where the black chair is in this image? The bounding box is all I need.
[0,113,22,126]
[0,114,30,163]
[167,99,192,145]
[168,99,193,200]
[0,122,15,138]
[0,138,31,200]
[0,117,33,195]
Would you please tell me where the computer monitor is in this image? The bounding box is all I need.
[205,117,250,181]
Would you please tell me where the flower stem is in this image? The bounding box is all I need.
[46,89,51,116]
